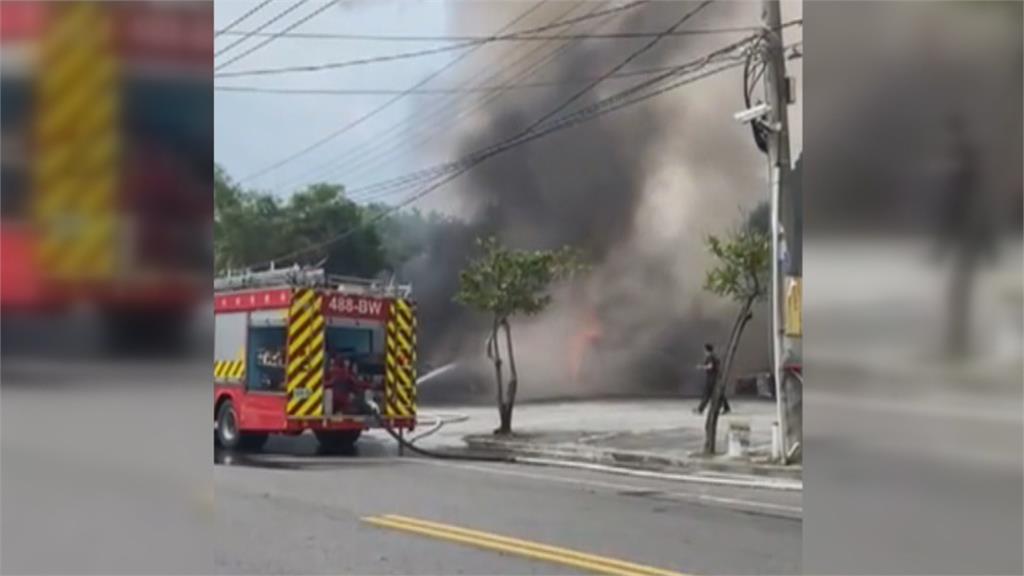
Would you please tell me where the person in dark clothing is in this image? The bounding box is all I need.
[694,343,731,415]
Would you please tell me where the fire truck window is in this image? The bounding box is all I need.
[326,327,374,366]
[248,326,286,391]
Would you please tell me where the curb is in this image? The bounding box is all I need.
[464,436,802,486]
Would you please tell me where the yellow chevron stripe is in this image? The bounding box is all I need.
[287,370,322,414]
[45,4,95,48]
[76,90,118,140]
[59,214,114,262]
[394,380,412,406]
[41,43,97,97]
[396,366,412,388]
[296,386,324,417]
[35,146,75,183]
[287,313,320,356]
[286,348,321,391]
[38,90,93,141]
[290,289,316,313]
[394,298,412,319]
[77,175,118,215]
[33,178,79,219]
[79,131,120,174]
[394,330,412,355]
[394,309,412,335]
[46,171,113,208]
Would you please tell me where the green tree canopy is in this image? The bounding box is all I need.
[455,237,585,434]
[214,165,387,278]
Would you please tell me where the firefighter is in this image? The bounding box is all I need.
[694,343,731,415]
[327,355,372,414]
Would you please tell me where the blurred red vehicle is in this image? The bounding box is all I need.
[0,2,211,346]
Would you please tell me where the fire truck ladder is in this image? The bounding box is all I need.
[215,265,411,298]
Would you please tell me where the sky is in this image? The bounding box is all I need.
[214,0,802,205]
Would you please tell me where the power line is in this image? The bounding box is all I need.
[215,0,309,59]
[216,1,338,72]
[350,38,802,204]
[213,57,770,97]
[248,48,750,270]
[213,24,783,42]
[237,1,550,185]
[355,56,751,207]
[342,0,717,197]
[350,36,755,203]
[215,39,483,78]
[216,0,275,39]
[359,39,801,204]
[216,1,650,79]
[300,1,593,191]
[245,29,755,270]
[524,0,714,134]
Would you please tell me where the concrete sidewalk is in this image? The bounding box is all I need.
[414,398,800,483]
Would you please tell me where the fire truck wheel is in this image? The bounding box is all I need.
[314,430,362,454]
[216,400,242,450]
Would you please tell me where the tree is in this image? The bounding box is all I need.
[214,166,287,273]
[281,183,386,277]
[455,237,584,435]
[213,165,388,278]
[701,217,771,454]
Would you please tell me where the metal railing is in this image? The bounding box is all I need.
[215,265,412,298]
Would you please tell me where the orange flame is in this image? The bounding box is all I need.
[569,307,603,385]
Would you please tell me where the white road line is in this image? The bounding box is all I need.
[410,459,802,518]
[517,457,803,491]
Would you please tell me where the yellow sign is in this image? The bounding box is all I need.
[785,277,802,337]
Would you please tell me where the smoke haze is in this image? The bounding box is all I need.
[406,1,794,401]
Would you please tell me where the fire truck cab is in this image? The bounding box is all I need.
[213,268,417,452]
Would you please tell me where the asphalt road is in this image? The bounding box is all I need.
[214,439,801,575]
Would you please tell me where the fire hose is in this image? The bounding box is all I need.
[366,401,513,463]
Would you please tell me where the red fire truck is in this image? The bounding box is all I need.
[0,2,210,345]
[214,268,418,452]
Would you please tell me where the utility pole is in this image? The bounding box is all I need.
[761,0,799,463]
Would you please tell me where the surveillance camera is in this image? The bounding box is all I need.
[733,103,772,124]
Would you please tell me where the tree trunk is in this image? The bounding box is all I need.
[501,319,518,434]
[704,297,755,454]
[488,317,509,435]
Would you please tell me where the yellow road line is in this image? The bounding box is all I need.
[362,514,686,576]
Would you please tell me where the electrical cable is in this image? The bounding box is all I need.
[280,0,586,192]
[314,1,600,193]
[341,1,713,199]
[342,38,753,204]
[344,22,754,204]
[214,23,792,42]
[216,0,338,72]
[217,1,649,80]
[216,39,485,78]
[216,0,275,38]
[522,0,713,135]
[215,52,782,97]
[243,39,753,270]
[354,56,748,206]
[215,0,309,59]
[743,33,769,153]
[237,1,549,185]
